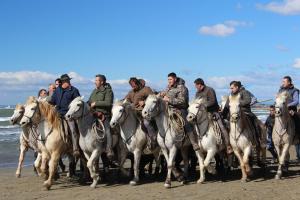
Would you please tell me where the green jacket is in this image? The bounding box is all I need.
[88,83,114,115]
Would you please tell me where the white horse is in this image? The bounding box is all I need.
[20,96,72,190]
[187,98,225,183]
[142,95,193,188]
[228,94,266,182]
[110,99,160,186]
[10,104,41,178]
[273,92,296,179]
[65,96,129,188]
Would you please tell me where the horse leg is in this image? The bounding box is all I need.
[233,149,247,182]
[117,147,129,177]
[130,149,142,186]
[164,145,177,188]
[276,144,289,179]
[204,149,217,175]
[43,151,60,190]
[195,150,205,184]
[243,146,252,177]
[67,155,76,178]
[40,152,50,180]
[181,146,189,182]
[153,150,161,177]
[86,150,100,188]
[16,144,27,178]
[34,153,42,176]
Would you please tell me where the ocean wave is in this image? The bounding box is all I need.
[0,117,10,122]
[0,125,18,129]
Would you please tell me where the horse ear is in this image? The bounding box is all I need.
[123,99,128,104]
[81,96,84,100]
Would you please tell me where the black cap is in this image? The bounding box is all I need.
[60,74,72,82]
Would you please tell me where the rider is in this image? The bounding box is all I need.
[194,78,232,154]
[265,105,278,163]
[125,77,157,149]
[222,81,261,146]
[278,76,300,155]
[88,74,114,159]
[160,72,200,152]
[48,74,81,157]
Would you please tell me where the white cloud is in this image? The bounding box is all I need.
[199,20,251,37]
[275,45,289,52]
[199,24,235,37]
[293,58,300,68]
[257,0,300,15]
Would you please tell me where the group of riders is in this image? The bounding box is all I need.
[38,72,299,164]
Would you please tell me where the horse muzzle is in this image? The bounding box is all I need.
[110,120,118,128]
[10,118,17,125]
[186,114,195,123]
[142,110,152,120]
[20,120,29,127]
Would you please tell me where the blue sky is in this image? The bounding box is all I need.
[0,0,300,104]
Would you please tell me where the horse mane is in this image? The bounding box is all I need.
[15,104,24,110]
[26,96,37,105]
[38,101,61,130]
[277,91,290,102]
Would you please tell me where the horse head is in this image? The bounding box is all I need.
[187,98,207,123]
[275,91,290,117]
[20,96,40,127]
[65,96,85,120]
[229,94,241,123]
[10,104,25,125]
[142,94,161,120]
[110,99,131,128]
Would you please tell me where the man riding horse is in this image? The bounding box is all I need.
[278,76,300,139]
[222,81,261,146]
[160,72,200,152]
[48,74,81,157]
[125,77,157,150]
[193,78,232,154]
[88,74,114,159]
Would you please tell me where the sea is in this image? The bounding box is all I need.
[0,105,269,169]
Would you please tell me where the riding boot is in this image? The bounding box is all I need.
[187,129,200,152]
[144,119,158,150]
[67,119,81,158]
[214,113,232,154]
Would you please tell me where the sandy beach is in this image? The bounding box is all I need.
[1,149,300,200]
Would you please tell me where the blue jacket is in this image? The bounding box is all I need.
[49,86,80,116]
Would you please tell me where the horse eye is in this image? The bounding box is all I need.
[31,108,35,111]
[77,103,81,106]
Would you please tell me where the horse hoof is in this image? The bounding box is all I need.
[130,180,137,186]
[164,183,171,188]
[16,173,21,178]
[207,167,217,175]
[90,183,97,188]
[275,175,281,180]
[197,178,204,184]
[240,178,249,183]
[247,170,253,177]
[43,182,51,190]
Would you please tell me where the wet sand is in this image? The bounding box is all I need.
[1,149,300,200]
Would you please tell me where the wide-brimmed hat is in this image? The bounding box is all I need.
[60,74,72,82]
